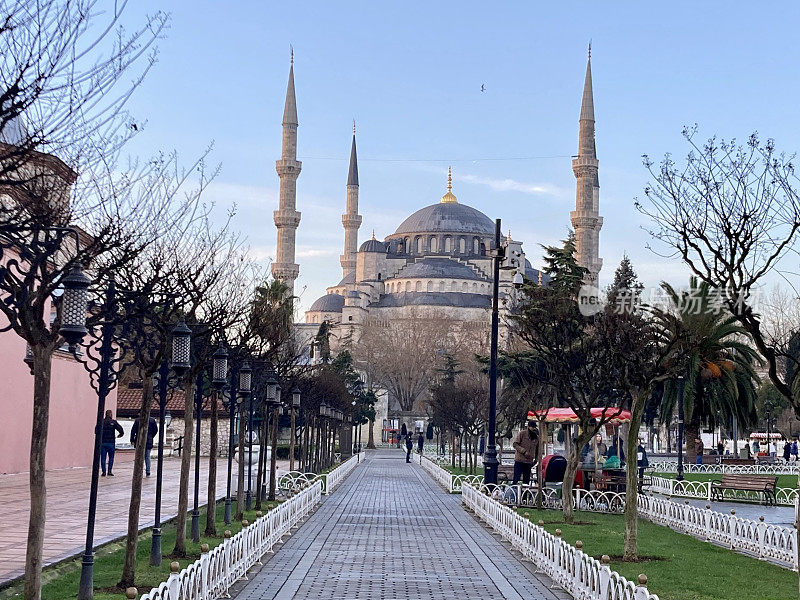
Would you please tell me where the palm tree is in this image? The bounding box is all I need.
[655,278,759,460]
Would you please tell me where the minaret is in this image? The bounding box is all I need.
[570,44,603,286]
[340,121,362,278]
[272,49,302,296]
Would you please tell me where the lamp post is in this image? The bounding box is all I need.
[150,323,189,567]
[483,219,503,486]
[677,375,685,481]
[268,382,281,500]
[223,363,239,524]
[190,366,204,543]
[239,360,253,510]
[291,385,300,471]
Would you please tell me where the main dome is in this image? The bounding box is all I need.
[393,202,495,236]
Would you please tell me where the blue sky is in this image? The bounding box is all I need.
[118,1,800,313]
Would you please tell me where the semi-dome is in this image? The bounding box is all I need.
[359,238,387,253]
[308,293,345,313]
[397,258,485,280]
[337,272,356,286]
[393,202,494,236]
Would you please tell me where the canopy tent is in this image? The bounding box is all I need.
[528,407,632,424]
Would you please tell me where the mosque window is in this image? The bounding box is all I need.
[459,238,466,253]
[438,280,444,291]
[405,281,410,292]
[450,281,456,291]
[416,237,423,253]
[462,281,468,291]
[415,281,422,291]
[472,283,477,292]
[430,236,437,252]
[377,273,382,281]
[404,237,410,253]
[444,237,452,252]
[426,281,433,292]
[473,238,479,254]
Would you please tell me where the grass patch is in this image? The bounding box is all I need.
[35,500,278,600]
[517,508,796,600]
[654,472,798,489]
[440,464,483,477]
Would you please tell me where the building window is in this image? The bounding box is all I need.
[473,238,479,254]
[430,236,437,252]
[415,281,422,292]
[348,316,353,321]
[427,280,433,292]
[444,237,452,253]
[450,280,456,291]
[377,273,382,281]
[459,238,466,254]
[472,283,477,292]
[438,280,444,291]
[405,281,410,292]
[462,281,468,291]
[416,237,423,253]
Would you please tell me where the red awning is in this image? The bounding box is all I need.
[528,407,632,424]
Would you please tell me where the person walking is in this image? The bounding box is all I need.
[417,431,424,455]
[405,433,413,463]
[791,439,798,462]
[100,410,124,476]
[695,437,704,465]
[783,440,791,462]
[511,421,539,485]
[131,415,158,477]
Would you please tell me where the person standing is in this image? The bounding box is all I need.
[716,439,724,456]
[131,415,158,477]
[783,440,791,462]
[405,433,413,463]
[511,421,539,485]
[791,439,798,462]
[100,410,124,476]
[695,437,704,465]
[636,437,649,478]
[417,432,424,455]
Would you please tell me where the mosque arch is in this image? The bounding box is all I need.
[430,236,438,252]
[415,280,422,291]
[444,236,452,253]
[459,238,466,254]
[405,281,410,292]
[427,280,433,292]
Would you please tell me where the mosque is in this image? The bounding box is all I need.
[270,50,603,432]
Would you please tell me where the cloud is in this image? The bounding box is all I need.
[456,172,562,196]
[297,247,339,258]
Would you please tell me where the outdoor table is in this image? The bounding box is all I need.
[579,466,626,492]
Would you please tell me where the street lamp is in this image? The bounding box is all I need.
[483,218,503,486]
[267,381,281,500]
[222,362,240,524]
[677,375,685,481]
[239,360,253,510]
[290,385,300,472]
[59,264,91,351]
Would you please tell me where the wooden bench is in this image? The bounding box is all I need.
[711,474,778,505]
[498,450,517,483]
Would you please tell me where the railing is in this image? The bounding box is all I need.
[139,479,322,600]
[277,453,361,495]
[647,475,798,506]
[638,493,798,570]
[649,461,798,475]
[462,484,659,600]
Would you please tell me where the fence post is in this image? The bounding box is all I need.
[200,543,210,598]
[757,516,767,559]
[167,561,181,598]
[634,574,651,600]
[125,588,137,600]
[599,555,612,598]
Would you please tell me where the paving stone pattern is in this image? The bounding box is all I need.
[235,450,565,600]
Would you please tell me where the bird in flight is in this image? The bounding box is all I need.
[480,84,486,92]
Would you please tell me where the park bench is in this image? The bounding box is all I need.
[497,449,516,483]
[710,473,778,505]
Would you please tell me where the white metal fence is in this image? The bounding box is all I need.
[647,475,797,506]
[649,461,798,475]
[277,453,361,495]
[462,483,659,600]
[139,479,322,600]
[638,493,797,570]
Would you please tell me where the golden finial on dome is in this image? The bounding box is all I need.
[371,229,376,240]
[441,166,457,203]
[507,230,512,242]
[353,119,356,135]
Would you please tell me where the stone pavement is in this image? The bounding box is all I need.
[233,449,566,600]
[0,452,289,585]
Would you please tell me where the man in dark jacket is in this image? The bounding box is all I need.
[636,437,650,478]
[131,416,158,477]
[511,421,539,485]
[100,410,124,476]
[405,433,413,463]
[417,432,424,454]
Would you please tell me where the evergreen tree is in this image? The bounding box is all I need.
[540,232,587,295]
[606,254,644,312]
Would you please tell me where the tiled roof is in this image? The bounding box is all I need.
[116,386,225,419]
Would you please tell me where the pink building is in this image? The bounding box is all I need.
[0,323,117,474]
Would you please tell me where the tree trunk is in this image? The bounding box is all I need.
[119,376,154,587]
[563,428,594,524]
[536,420,546,509]
[268,407,279,500]
[24,345,54,600]
[255,406,268,510]
[235,409,245,520]
[204,389,218,536]
[367,417,376,449]
[623,389,647,561]
[686,415,700,462]
[172,377,194,557]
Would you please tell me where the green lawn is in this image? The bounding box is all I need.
[36,500,277,600]
[519,508,796,600]
[441,463,483,477]
[655,472,798,489]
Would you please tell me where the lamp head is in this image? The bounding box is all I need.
[59,265,91,349]
[170,321,192,376]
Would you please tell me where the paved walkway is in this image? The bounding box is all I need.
[233,449,565,600]
[0,453,289,585]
